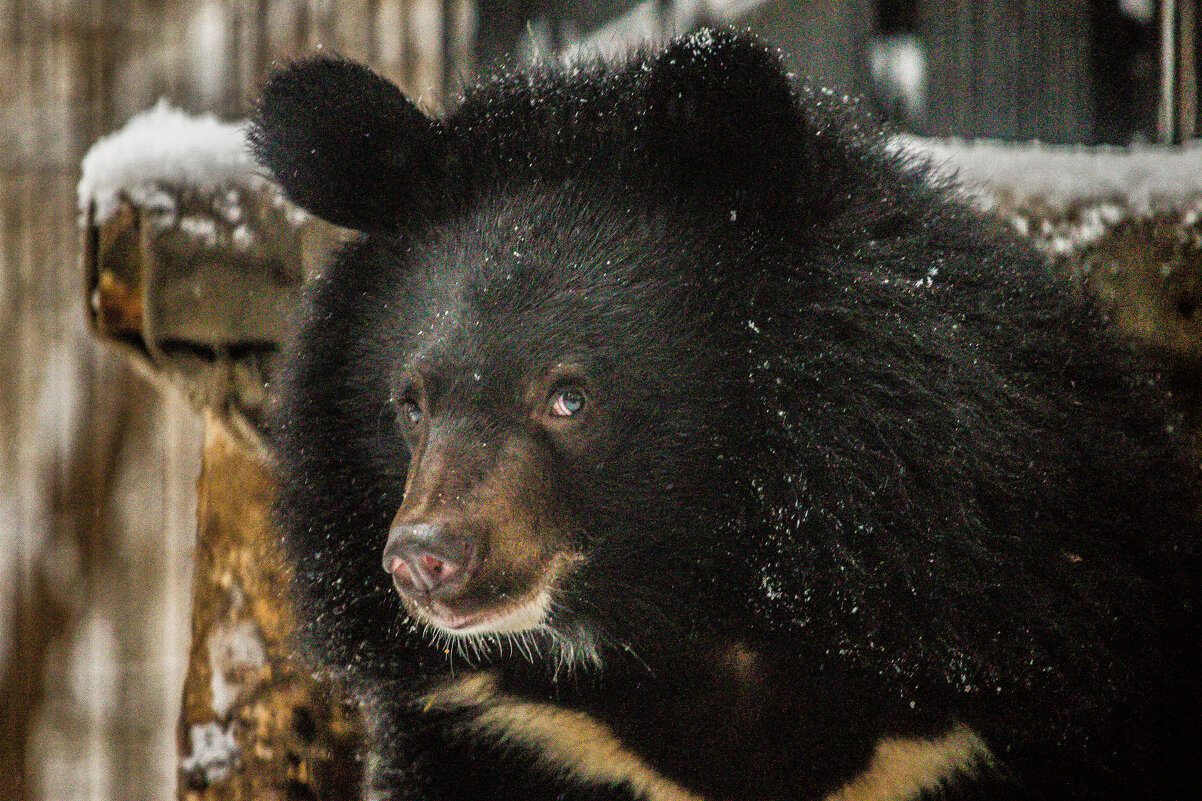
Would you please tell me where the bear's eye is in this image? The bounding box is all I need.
[548,386,586,418]
[400,399,423,429]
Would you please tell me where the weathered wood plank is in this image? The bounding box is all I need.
[178,422,362,801]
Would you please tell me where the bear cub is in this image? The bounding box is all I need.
[252,29,1201,801]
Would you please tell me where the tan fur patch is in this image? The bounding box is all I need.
[471,436,557,571]
[720,641,762,687]
[422,676,991,801]
[422,674,705,801]
[421,671,500,710]
[824,723,992,801]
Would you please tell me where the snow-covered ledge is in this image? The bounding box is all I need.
[78,101,262,227]
[898,136,1202,215]
[77,102,346,454]
[896,136,1202,254]
[894,136,1202,367]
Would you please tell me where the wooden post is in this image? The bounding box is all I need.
[81,168,364,799]
[177,421,363,801]
[1160,0,1200,143]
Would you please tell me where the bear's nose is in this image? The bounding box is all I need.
[382,523,476,599]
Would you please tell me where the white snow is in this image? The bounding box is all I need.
[870,34,927,121]
[1119,0,1153,22]
[177,215,221,245]
[895,136,1202,215]
[77,100,259,225]
[206,618,267,718]
[179,721,238,783]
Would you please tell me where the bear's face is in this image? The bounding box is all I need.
[370,189,741,666]
[252,31,805,673]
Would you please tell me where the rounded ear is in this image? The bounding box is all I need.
[250,57,447,231]
[640,29,806,210]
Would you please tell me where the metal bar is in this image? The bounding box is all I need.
[1180,0,1197,140]
[1161,0,1179,143]
[442,0,456,104]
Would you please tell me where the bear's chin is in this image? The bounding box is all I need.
[410,602,603,676]
[408,588,554,637]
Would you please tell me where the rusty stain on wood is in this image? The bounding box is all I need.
[178,420,363,801]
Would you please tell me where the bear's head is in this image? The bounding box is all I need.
[252,31,820,676]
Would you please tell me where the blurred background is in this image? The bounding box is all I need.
[1,1,1197,799]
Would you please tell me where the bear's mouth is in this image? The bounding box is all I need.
[403,552,583,637]
[413,590,554,635]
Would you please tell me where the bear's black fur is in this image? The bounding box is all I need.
[252,30,1202,801]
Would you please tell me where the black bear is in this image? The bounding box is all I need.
[251,29,1201,801]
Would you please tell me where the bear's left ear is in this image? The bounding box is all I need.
[640,29,806,208]
[250,57,447,231]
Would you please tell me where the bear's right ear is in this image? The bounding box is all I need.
[638,30,806,212]
[250,57,447,231]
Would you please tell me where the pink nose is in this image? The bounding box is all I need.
[382,523,475,599]
[385,551,464,590]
